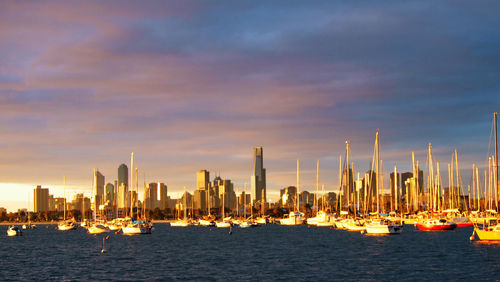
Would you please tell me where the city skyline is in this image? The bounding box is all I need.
[1,1,499,211]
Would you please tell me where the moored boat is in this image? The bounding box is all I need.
[170,219,193,227]
[416,218,456,231]
[122,222,152,235]
[87,224,109,234]
[7,226,22,237]
[345,218,366,231]
[365,219,403,234]
[279,211,305,225]
[58,221,78,231]
[472,219,500,242]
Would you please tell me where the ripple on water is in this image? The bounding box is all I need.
[1,224,499,280]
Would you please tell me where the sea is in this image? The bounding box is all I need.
[1,224,499,281]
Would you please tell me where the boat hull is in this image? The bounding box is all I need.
[88,226,109,234]
[475,229,500,241]
[7,228,22,236]
[365,224,402,234]
[122,226,151,235]
[58,223,78,231]
[216,222,231,228]
[416,223,456,231]
[456,222,473,227]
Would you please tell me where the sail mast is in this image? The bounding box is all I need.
[316,160,319,215]
[338,155,342,213]
[346,141,350,211]
[376,130,380,214]
[296,159,300,212]
[63,175,66,221]
[130,152,134,218]
[495,112,498,212]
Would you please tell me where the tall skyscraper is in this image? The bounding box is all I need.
[117,164,128,209]
[251,146,266,204]
[197,170,210,190]
[33,185,49,212]
[93,169,105,209]
[144,182,168,210]
[118,164,128,189]
[105,183,114,204]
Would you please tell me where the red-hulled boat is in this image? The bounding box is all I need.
[451,217,474,227]
[416,218,457,231]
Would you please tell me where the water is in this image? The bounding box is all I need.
[1,224,499,281]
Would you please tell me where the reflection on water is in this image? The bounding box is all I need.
[0,224,499,280]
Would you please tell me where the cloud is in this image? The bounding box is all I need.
[0,1,499,203]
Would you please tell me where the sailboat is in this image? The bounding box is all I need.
[58,176,77,231]
[472,113,500,241]
[365,130,403,235]
[23,194,36,230]
[307,161,334,227]
[216,184,232,228]
[171,186,194,227]
[280,160,305,225]
[122,153,153,235]
[7,226,22,237]
[415,145,458,231]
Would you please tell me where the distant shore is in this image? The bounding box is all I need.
[1,220,178,226]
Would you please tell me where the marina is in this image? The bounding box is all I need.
[1,223,499,280]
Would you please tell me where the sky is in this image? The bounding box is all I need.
[1,1,499,212]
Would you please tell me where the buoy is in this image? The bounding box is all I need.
[360,230,365,235]
[209,228,212,231]
[101,237,107,253]
[330,226,333,230]
[469,235,475,241]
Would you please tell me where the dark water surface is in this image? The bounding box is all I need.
[1,224,499,281]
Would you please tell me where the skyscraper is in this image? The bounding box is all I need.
[197,170,210,190]
[251,146,266,204]
[93,169,105,209]
[105,183,114,204]
[33,185,49,212]
[118,164,128,189]
[117,164,128,209]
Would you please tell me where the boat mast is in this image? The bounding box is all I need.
[394,165,398,212]
[427,144,434,211]
[315,160,319,216]
[455,149,460,210]
[63,175,66,221]
[184,186,187,220]
[135,168,138,218]
[376,130,380,215]
[357,172,360,215]
[346,141,350,213]
[436,162,441,211]
[338,155,342,214]
[296,159,300,213]
[476,167,480,211]
[495,112,498,212]
[130,152,134,218]
[411,152,415,213]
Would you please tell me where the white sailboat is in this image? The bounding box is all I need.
[280,160,305,225]
[171,186,193,227]
[58,176,77,231]
[122,153,153,235]
[7,226,22,237]
[216,186,232,228]
[307,162,334,226]
[365,130,403,235]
